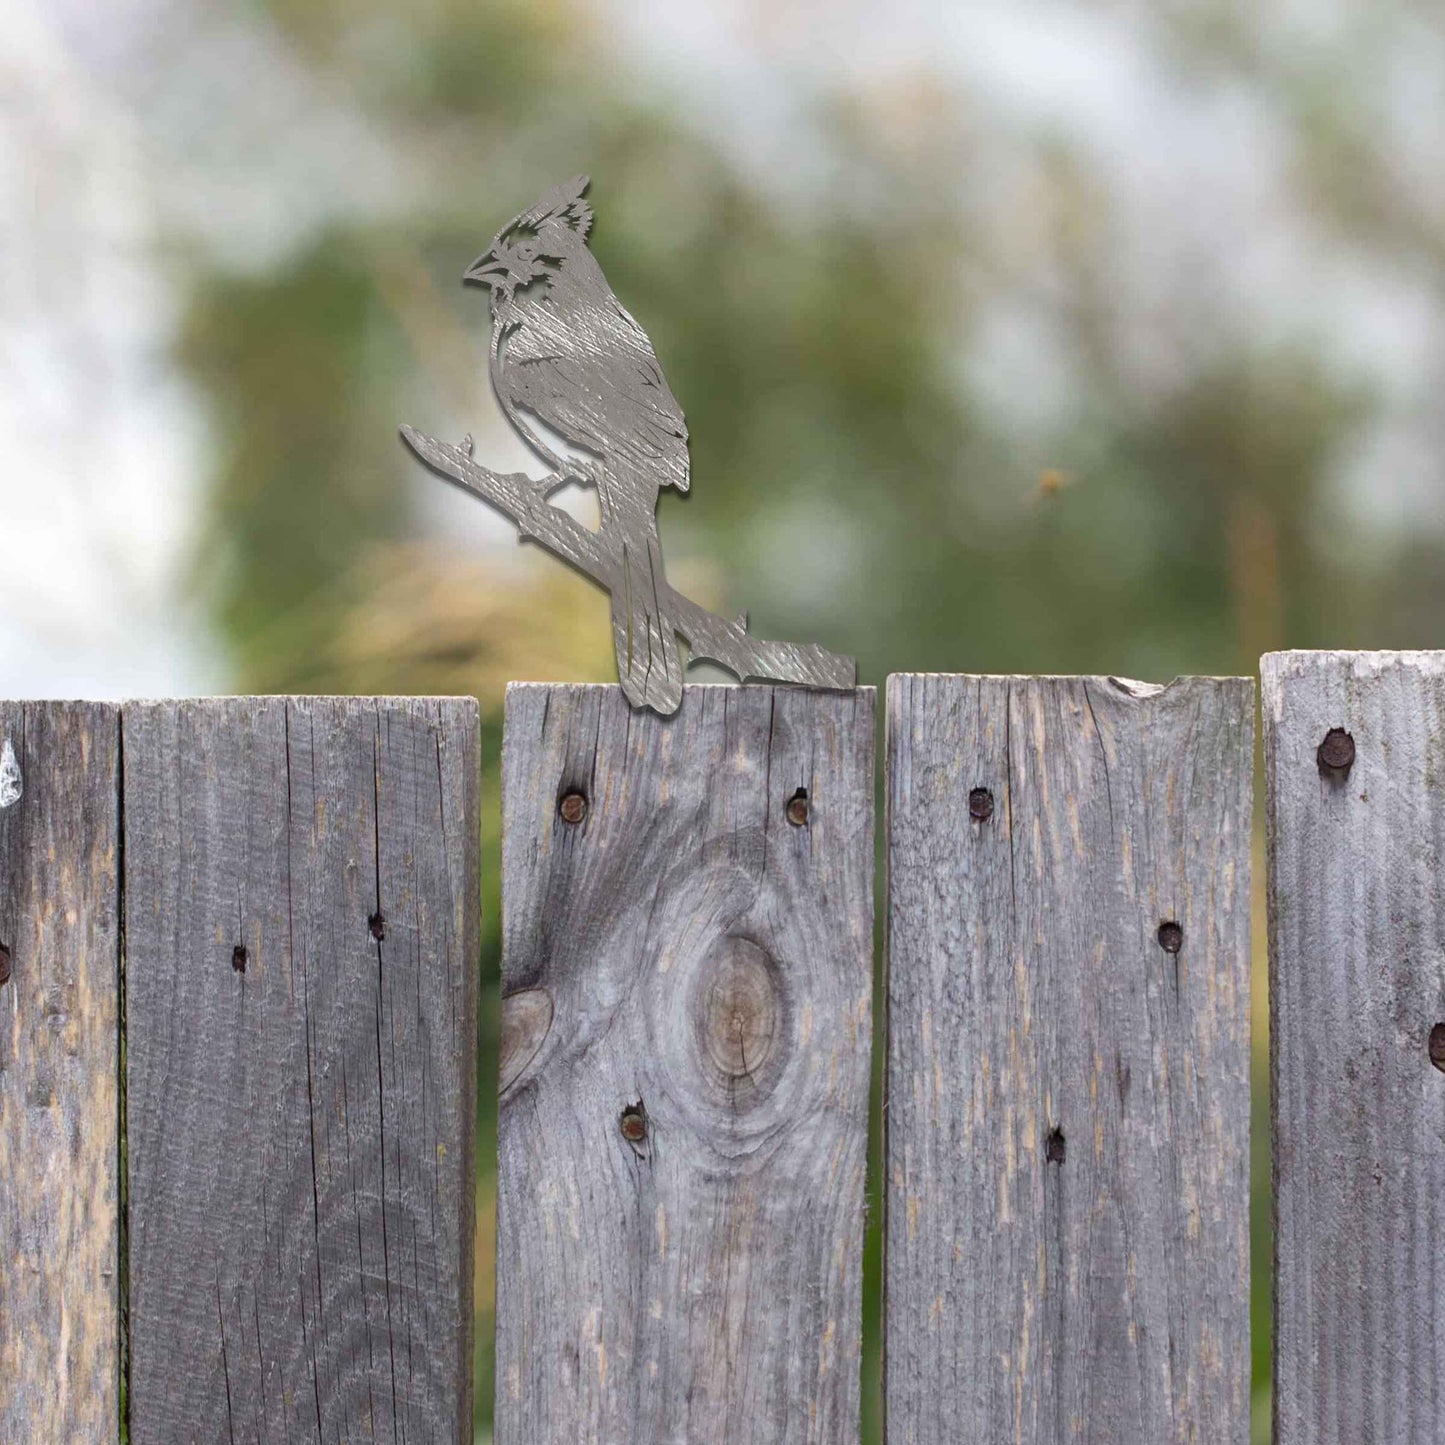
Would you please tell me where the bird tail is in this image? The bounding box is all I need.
[611,531,683,715]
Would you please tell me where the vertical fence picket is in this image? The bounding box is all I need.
[1265,651,1445,1443]
[495,684,874,1444]
[123,697,479,1443]
[884,674,1254,1444]
[0,702,120,1440]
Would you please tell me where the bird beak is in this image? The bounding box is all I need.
[464,251,507,287]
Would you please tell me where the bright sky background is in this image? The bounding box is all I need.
[3,0,1442,695]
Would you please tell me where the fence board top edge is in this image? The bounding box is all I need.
[503,680,875,698]
[116,697,481,729]
[1262,647,1445,660]
[1262,648,1445,683]
[1261,651,1445,720]
[885,670,1253,682]
[0,696,482,707]
[114,694,482,706]
[0,699,121,711]
[885,672,1254,697]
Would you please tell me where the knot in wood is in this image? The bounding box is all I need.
[499,988,554,1094]
[699,938,781,1086]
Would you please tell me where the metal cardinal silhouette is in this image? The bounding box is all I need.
[401,175,855,715]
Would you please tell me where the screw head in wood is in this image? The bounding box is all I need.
[1317,728,1355,775]
[786,788,809,827]
[0,942,11,988]
[558,790,588,825]
[968,787,994,822]
[1157,921,1184,954]
[619,1104,647,1144]
[1429,1024,1445,1073]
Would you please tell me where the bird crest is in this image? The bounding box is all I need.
[504,174,593,243]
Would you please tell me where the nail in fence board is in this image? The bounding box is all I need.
[124,698,480,1443]
[497,684,874,1444]
[0,703,120,1440]
[885,675,1254,1444]
[1264,651,1445,1443]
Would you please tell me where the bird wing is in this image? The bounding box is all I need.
[498,303,691,495]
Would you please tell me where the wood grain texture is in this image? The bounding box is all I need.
[0,702,120,1440]
[885,675,1253,1445]
[124,697,479,1443]
[496,684,874,1444]
[1264,651,1445,1444]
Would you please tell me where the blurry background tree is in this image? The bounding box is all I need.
[6,0,1445,1440]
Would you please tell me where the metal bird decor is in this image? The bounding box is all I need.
[401,175,855,715]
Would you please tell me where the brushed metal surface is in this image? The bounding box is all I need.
[402,176,855,715]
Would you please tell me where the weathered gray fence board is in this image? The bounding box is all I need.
[497,683,874,1444]
[0,702,120,1440]
[124,697,479,1443]
[1264,651,1445,1443]
[885,674,1253,1445]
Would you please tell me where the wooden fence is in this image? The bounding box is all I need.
[0,653,1437,1442]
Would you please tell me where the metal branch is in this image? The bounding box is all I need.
[400,426,856,692]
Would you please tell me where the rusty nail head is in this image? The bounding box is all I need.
[0,942,10,988]
[619,1105,647,1143]
[968,787,994,822]
[786,789,809,827]
[559,791,588,825]
[1157,921,1184,955]
[1430,1024,1445,1073]
[1318,728,1355,774]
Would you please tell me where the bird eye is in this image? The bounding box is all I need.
[517,242,536,260]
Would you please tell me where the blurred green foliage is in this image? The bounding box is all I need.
[166,0,1445,1439]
